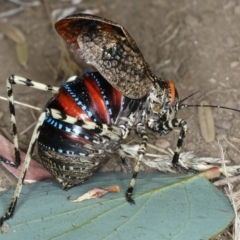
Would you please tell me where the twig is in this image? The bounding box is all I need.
[19,121,37,136]
[0,96,41,111]
[214,175,240,187]
[224,136,240,154]
[158,22,181,48]
[0,6,24,18]
[8,0,40,7]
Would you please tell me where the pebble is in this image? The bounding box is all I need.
[230,61,240,68]
[234,5,240,14]
[209,78,216,84]
[184,14,202,28]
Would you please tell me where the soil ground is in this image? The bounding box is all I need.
[0,0,240,238]
[0,0,240,198]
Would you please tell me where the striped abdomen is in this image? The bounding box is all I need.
[37,72,144,189]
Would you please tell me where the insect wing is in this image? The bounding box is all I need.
[55,13,152,99]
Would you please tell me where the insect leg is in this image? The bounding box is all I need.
[170,119,197,173]
[0,111,47,226]
[1,75,59,167]
[125,123,148,204]
[118,146,131,173]
[46,108,122,141]
[7,75,59,92]
[148,118,197,173]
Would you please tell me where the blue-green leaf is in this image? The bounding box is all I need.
[0,173,234,239]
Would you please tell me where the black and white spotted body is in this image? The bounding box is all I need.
[0,67,184,225]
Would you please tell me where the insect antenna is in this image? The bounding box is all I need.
[180,103,240,113]
[178,92,240,113]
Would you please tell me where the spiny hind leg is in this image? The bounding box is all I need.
[0,75,59,168]
[0,111,47,226]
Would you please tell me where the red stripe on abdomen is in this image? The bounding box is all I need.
[56,88,92,121]
[84,75,110,124]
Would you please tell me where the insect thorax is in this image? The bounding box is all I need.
[143,76,180,126]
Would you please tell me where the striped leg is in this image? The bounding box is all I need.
[148,118,197,173]
[47,108,122,141]
[126,123,148,204]
[168,119,197,173]
[0,111,47,226]
[1,75,59,167]
[171,119,189,169]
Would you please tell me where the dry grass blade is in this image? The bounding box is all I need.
[225,136,240,153]
[122,143,240,175]
[158,22,181,48]
[228,137,240,143]
[217,140,239,240]
[0,20,28,68]
[214,175,240,187]
[0,6,24,18]
[0,96,41,111]
[19,121,36,136]
[8,0,41,7]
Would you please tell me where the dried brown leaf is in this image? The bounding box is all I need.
[0,21,26,44]
[15,42,28,68]
[198,100,215,142]
[103,185,120,193]
[70,185,120,202]
[202,167,220,179]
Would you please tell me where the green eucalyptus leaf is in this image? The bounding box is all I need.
[0,173,234,239]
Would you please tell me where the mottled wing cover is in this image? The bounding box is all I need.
[55,13,152,99]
